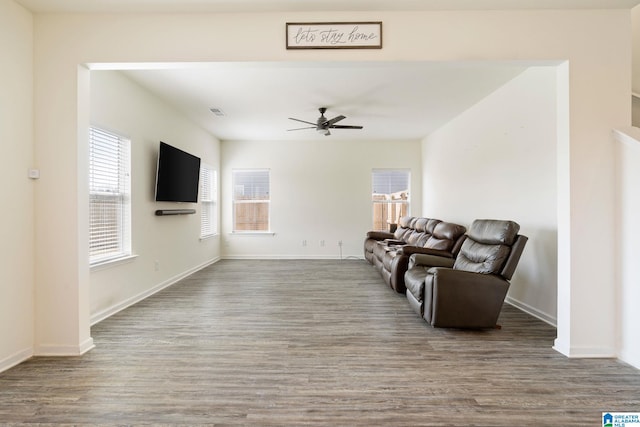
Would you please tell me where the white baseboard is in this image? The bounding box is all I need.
[553,344,617,359]
[619,348,640,370]
[221,255,364,260]
[90,257,220,325]
[505,296,557,327]
[0,347,33,373]
[34,337,95,357]
[80,337,96,354]
[553,337,617,358]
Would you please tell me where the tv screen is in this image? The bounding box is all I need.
[155,142,201,203]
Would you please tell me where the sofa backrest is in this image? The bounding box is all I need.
[394,216,415,241]
[424,221,467,253]
[407,217,438,246]
[390,216,466,255]
[453,219,526,279]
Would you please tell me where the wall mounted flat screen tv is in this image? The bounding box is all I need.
[155,141,201,203]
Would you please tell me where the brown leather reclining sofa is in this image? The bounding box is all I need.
[363,216,467,293]
[404,219,528,328]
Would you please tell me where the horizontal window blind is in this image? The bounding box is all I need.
[89,127,131,264]
[233,169,270,200]
[372,169,410,196]
[200,164,217,238]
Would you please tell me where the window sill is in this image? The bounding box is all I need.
[90,254,138,272]
[231,231,276,236]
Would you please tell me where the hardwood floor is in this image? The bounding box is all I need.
[1,259,639,426]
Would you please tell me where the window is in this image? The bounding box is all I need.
[372,169,410,231]
[200,163,217,238]
[89,127,131,265]
[232,169,270,232]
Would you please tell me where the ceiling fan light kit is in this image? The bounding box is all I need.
[288,107,363,136]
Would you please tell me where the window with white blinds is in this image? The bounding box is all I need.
[200,164,217,238]
[232,169,270,232]
[89,127,131,265]
[372,169,410,232]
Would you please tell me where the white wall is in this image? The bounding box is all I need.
[614,127,640,369]
[633,6,640,127]
[634,5,640,94]
[28,9,633,361]
[221,139,421,259]
[0,1,35,371]
[89,71,220,323]
[629,20,640,378]
[422,67,558,324]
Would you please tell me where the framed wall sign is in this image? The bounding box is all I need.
[286,22,382,50]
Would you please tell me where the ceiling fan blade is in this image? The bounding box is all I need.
[323,115,346,126]
[288,117,317,126]
[287,126,316,131]
[328,125,364,129]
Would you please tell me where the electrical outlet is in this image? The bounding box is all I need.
[154,260,160,271]
[320,240,325,247]
[28,168,40,179]
[302,240,307,247]
[338,240,343,247]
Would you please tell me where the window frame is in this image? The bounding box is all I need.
[199,163,217,238]
[88,126,132,266]
[371,168,411,232]
[232,168,271,233]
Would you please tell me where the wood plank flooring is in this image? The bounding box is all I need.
[1,259,639,426]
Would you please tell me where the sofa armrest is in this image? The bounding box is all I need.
[366,230,395,241]
[408,253,456,269]
[426,268,510,328]
[401,246,454,258]
[384,239,406,246]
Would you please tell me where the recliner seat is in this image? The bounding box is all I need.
[404,219,528,328]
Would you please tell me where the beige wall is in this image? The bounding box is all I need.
[0,1,35,371]
[89,71,220,323]
[221,139,421,259]
[0,6,623,367]
[422,67,558,325]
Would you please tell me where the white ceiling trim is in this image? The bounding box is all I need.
[15,0,640,14]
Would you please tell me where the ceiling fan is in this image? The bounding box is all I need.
[288,107,363,136]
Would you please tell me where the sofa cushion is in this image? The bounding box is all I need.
[423,221,466,252]
[393,216,415,241]
[434,222,467,241]
[453,239,511,275]
[372,242,391,260]
[467,219,520,246]
[406,229,424,246]
[424,219,440,235]
[405,266,429,301]
[413,217,429,232]
[453,220,518,275]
